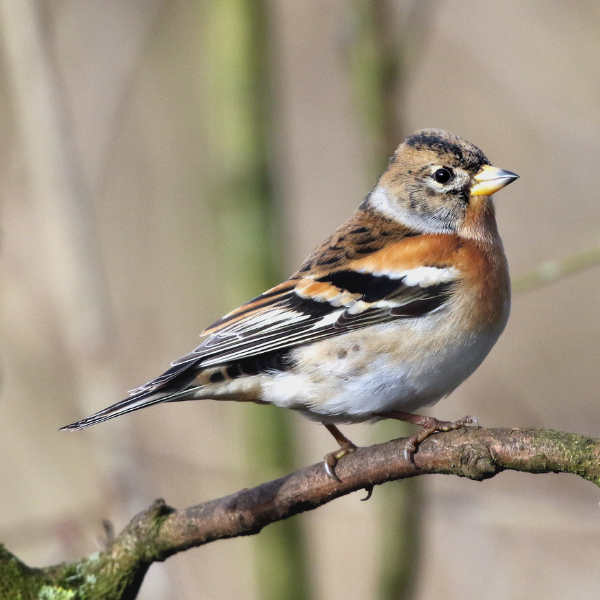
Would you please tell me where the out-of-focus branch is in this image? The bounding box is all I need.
[347,4,439,597]
[513,245,600,293]
[2,427,600,599]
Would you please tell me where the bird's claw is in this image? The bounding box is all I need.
[323,441,357,481]
[404,440,417,463]
[360,485,374,501]
[324,460,342,482]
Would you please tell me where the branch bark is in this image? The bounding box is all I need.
[3,426,600,599]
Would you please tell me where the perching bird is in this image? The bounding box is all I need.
[63,129,518,479]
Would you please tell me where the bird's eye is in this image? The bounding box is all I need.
[432,168,453,184]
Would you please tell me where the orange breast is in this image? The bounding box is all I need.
[351,233,510,331]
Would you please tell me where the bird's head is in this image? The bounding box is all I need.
[370,128,518,241]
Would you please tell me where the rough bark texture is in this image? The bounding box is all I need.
[2,427,600,599]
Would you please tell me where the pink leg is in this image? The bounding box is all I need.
[381,410,480,460]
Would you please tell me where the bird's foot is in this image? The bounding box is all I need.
[403,414,480,462]
[322,423,359,481]
[323,441,358,482]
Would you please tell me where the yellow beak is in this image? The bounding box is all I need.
[470,164,519,196]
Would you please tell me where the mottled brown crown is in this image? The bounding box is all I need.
[401,128,490,174]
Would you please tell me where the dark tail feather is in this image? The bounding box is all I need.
[60,387,196,430]
[62,357,203,430]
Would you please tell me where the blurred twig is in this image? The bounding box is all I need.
[202,0,310,597]
[0,0,146,513]
[349,0,436,166]
[3,426,599,599]
[513,245,600,294]
[348,3,437,598]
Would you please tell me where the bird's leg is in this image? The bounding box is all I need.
[323,423,358,481]
[382,410,480,461]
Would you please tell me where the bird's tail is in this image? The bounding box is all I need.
[60,385,197,430]
[61,359,202,430]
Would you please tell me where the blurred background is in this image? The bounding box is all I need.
[1,1,600,598]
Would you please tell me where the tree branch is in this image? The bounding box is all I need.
[3,427,600,599]
[512,245,600,293]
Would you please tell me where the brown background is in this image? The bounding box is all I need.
[1,1,599,599]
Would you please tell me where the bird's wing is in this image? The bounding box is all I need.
[61,217,466,430]
[167,237,461,369]
[61,238,461,430]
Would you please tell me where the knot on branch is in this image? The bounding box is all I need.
[114,498,176,564]
[453,443,500,480]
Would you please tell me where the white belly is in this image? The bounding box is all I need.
[260,316,503,423]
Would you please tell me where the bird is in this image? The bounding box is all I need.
[63,128,518,480]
